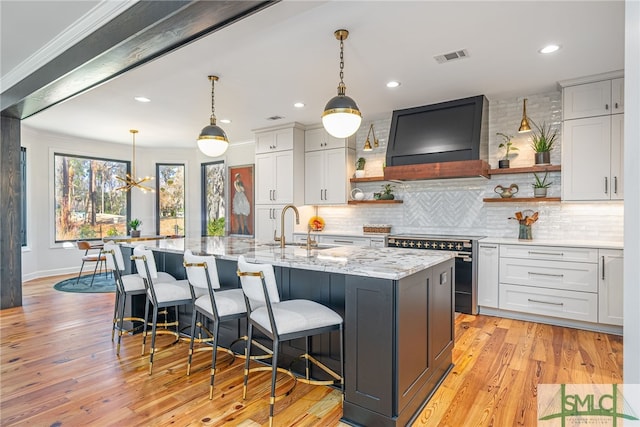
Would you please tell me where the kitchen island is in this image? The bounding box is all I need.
[120,236,455,427]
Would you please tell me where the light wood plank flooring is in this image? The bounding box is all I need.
[1,274,623,426]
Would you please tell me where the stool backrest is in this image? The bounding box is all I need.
[77,241,92,251]
[132,245,159,279]
[237,255,280,310]
[183,249,221,290]
[103,241,125,271]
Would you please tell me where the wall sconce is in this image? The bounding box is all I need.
[363,123,379,151]
[518,98,531,133]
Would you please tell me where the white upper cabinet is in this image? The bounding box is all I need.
[561,76,624,201]
[255,127,296,153]
[304,127,355,205]
[254,124,305,241]
[562,78,624,120]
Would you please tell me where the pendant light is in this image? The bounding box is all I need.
[322,29,362,138]
[518,98,531,133]
[115,129,155,193]
[197,75,229,157]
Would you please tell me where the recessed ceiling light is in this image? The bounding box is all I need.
[294,102,305,108]
[219,119,231,124]
[134,96,151,103]
[386,81,401,88]
[539,44,560,54]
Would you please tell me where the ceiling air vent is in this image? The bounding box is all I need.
[434,49,470,64]
[266,115,285,121]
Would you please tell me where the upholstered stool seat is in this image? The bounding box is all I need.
[236,255,344,427]
[183,250,247,399]
[103,241,147,355]
[132,245,192,375]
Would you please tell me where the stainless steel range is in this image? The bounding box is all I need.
[387,234,485,315]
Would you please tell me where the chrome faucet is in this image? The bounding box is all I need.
[274,204,300,248]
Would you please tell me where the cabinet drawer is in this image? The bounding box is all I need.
[499,258,597,292]
[499,284,598,322]
[500,244,598,263]
[319,236,370,246]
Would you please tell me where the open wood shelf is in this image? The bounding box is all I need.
[483,197,561,203]
[488,165,561,175]
[350,176,386,183]
[348,200,403,205]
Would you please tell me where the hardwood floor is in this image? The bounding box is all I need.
[1,274,623,426]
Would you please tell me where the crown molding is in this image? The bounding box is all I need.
[1,1,138,90]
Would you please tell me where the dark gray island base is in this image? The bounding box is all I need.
[121,238,454,427]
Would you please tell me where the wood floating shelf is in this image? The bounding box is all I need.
[488,165,561,175]
[348,200,403,205]
[483,197,562,203]
[350,176,386,183]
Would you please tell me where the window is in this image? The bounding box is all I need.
[156,163,185,236]
[201,161,226,236]
[54,153,130,242]
[20,147,26,246]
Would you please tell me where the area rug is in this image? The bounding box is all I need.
[53,273,115,293]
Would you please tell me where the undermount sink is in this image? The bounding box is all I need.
[261,242,336,249]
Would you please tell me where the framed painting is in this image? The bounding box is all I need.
[201,160,226,236]
[228,164,254,236]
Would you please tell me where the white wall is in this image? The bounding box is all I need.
[623,0,640,385]
[20,126,254,281]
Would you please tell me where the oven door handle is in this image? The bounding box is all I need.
[457,255,472,262]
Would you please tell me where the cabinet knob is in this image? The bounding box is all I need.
[605,104,609,110]
[615,102,619,109]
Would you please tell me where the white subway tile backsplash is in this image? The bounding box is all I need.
[308,92,623,243]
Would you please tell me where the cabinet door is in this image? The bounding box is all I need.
[305,127,345,151]
[563,80,612,120]
[598,249,623,326]
[324,148,348,204]
[610,114,624,200]
[255,153,275,204]
[255,205,276,242]
[255,128,294,153]
[562,116,612,201]
[478,243,499,308]
[611,78,624,113]
[304,150,324,205]
[273,150,294,203]
[255,205,296,243]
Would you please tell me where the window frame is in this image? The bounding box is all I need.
[53,152,131,243]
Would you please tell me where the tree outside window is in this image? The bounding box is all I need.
[156,164,185,236]
[201,161,225,236]
[54,153,129,242]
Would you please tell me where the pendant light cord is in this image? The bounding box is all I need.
[337,32,346,96]
[210,76,217,126]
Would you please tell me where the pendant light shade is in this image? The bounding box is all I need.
[518,98,531,133]
[322,29,362,138]
[197,75,229,157]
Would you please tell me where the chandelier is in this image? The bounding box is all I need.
[115,129,154,192]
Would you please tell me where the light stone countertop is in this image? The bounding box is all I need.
[120,236,453,280]
[480,237,623,250]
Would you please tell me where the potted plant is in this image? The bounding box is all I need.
[497,132,518,168]
[530,121,558,165]
[128,218,142,237]
[379,183,395,200]
[532,172,552,198]
[355,157,366,178]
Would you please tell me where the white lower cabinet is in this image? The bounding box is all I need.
[477,243,499,308]
[499,284,598,322]
[493,243,613,326]
[598,249,623,326]
[255,205,296,243]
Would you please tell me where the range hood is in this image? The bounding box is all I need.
[384,95,489,180]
